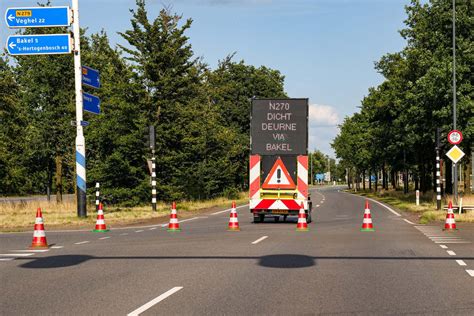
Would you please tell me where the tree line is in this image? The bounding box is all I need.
[0,1,288,205]
[332,0,473,194]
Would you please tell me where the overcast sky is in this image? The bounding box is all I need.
[1,0,411,157]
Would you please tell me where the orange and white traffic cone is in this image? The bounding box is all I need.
[228,201,240,231]
[93,203,109,232]
[168,202,181,232]
[296,203,309,232]
[30,208,48,248]
[360,200,375,232]
[443,201,457,231]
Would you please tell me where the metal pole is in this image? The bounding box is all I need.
[152,152,157,212]
[72,0,86,217]
[95,182,100,211]
[310,152,313,186]
[436,128,441,210]
[452,0,458,204]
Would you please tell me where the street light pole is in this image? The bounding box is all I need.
[452,0,458,204]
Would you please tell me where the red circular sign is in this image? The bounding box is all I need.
[448,130,463,145]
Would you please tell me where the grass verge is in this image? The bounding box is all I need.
[0,192,248,232]
[348,189,474,224]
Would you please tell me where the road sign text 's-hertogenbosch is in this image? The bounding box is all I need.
[82,66,101,89]
[6,34,71,56]
[83,93,101,115]
[5,7,71,28]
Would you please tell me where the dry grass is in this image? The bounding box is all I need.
[0,192,248,232]
[351,189,474,224]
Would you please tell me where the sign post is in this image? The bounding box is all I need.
[72,0,87,217]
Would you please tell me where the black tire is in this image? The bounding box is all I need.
[274,216,280,223]
[253,216,260,223]
[259,214,265,223]
[283,215,288,222]
[307,211,312,223]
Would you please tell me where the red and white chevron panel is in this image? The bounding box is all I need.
[249,155,261,200]
[297,155,308,199]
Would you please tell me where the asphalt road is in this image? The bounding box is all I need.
[1,187,474,315]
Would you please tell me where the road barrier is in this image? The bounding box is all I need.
[227,201,240,231]
[443,201,457,231]
[30,208,49,248]
[296,202,309,232]
[93,203,109,232]
[167,202,181,232]
[360,200,375,232]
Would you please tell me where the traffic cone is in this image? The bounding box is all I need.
[167,202,181,232]
[360,200,375,232]
[93,203,109,232]
[228,201,240,231]
[30,208,48,248]
[296,202,309,232]
[443,201,457,231]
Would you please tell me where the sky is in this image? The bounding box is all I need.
[0,0,411,157]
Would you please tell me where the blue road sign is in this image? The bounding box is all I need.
[83,93,101,115]
[80,121,90,127]
[82,66,101,89]
[5,6,71,28]
[6,34,71,56]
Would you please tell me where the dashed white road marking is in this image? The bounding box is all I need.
[466,270,474,277]
[434,241,470,244]
[252,236,268,245]
[149,227,157,230]
[211,204,248,215]
[120,233,129,236]
[439,245,448,249]
[135,230,144,233]
[0,253,34,257]
[74,241,90,245]
[403,219,415,225]
[99,236,111,240]
[13,249,49,253]
[51,245,63,249]
[456,260,467,266]
[0,258,14,261]
[316,205,320,207]
[127,286,183,316]
[447,250,456,256]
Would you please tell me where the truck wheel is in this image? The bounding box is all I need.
[274,216,280,223]
[259,214,265,223]
[253,216,260,223]
[283,215,288,222]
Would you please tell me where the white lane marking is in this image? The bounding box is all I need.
[439,245,448,249]
[160,217,202,227]
[435,241,471,244]
[252,236,268,245]
[127,287,183,316]
[456,260,467,266]
[211,204,248,215]
[12,249,49,253]
[316,205,320,207]
[120,233,129,236]
[342,191,402,216]
[447,250,456,256]
[321,201,324,204]
[0,258,14,261]
[149,227,157,230]
[135,230,144,233]
[404,219,415,225]
[74,241,90,245]
[466,270,474,277]
[0,253,34,257]
[99,236,111,240]
[50,245,63,249]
